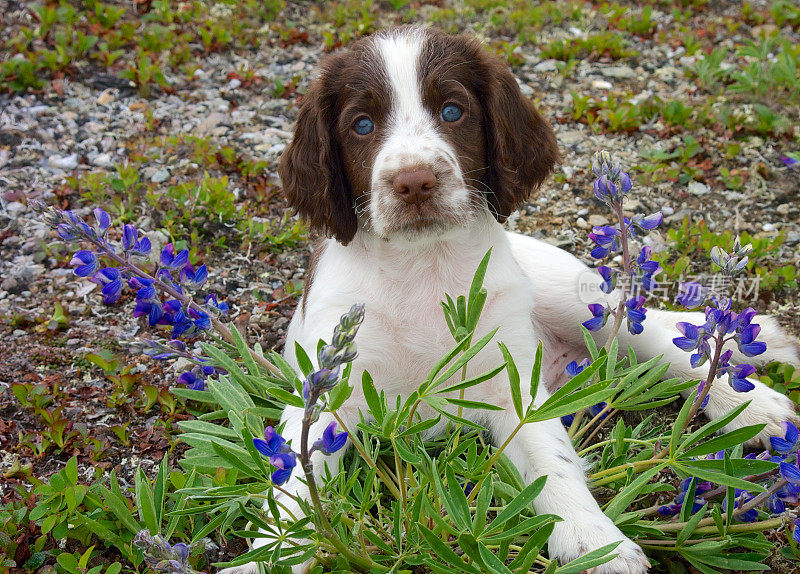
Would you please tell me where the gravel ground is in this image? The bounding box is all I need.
[1,0,799,570]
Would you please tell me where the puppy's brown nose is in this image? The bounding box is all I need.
[393,167,437,205]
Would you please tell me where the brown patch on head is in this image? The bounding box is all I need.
[278,38,391,244]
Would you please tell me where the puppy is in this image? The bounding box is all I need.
[220,25,799,574]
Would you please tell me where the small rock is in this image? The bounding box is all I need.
[13,329,26,337]
[591,79,613,90]
[576,217,589,229]
[150,168,170,183]
[762,223,775,232]
[687,181,709,196]
[577,208,589,217]
[534,60,558,73]
[1,277,20,293]
[588,214,610,226]
[92,152,114,168]
[48,153,79,170]
[662,206,675,215]
[228,78,242,90]
[777,204,790,216]
[785,231,800,246]
[559,129,583,146]
[97,89,115,106]
[66,338,82,347]
[601,65,636,79]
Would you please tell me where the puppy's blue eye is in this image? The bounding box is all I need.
[441,104,463,122]
[353,117,374,135]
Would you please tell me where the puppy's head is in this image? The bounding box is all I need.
[278,26,559,244]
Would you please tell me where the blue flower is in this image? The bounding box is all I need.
[561,414,575,427]
[160,243,190,269]
[205,293,229,315]
[728,364,756,392]
[770,421,799,454]
[94,208,111,236]
[588,226,620,259]
[629,212,663,233]
[180,264,208,288]
[94,267,122,304]
[582,303,608,332]
[597,266,615,294]
[589,402,608,419]
[780,461,800,485]
[626,295,647,335]
[766,494,786,515]
[314,422,348,455]
[737,323,766,357]
[673,322,706,352]
[677,281,707,309]
[178,371,205,391]
[269,452,296,485]
[253,426,288,458]
[782,155,799,168]
[565,359,590,377]
[636,247,661,292]
[70,250,98,277]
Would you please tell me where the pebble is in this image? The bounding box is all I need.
[576,217,589,229]
[97,89,115,106]
[762,223,775,232]
[228,78,242,90]
[48,153,79,170]
[577,208,589,217]
[591,79,613,90]
[151,168,170,183]
[588,214,610,226]
[600,65,637,79]
[777,204,790,216]
[91,152,114,168]
[687,181,709,196]
[662,206,675,215]
[13,329,26,337]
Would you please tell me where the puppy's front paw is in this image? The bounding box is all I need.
[590,537,650,574]
[548,516,649,574]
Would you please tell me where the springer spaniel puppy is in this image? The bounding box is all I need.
[221,26,799,574]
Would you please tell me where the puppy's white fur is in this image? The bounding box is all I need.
[219,27,799,574]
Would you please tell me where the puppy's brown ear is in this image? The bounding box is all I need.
[478,50,559,221]
[278,62,358,244]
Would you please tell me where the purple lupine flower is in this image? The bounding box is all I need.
[636,247,661,292]
[70,250,98,277]
[781,155,799,168]
[122,224,138,251]
[677,281,707,308]
[312,422,348,455]
[561,413,575,427]
[780,460,800,485]
[94,267,123,304]
[777,482,800,505]
[588,402,608,419]
[673,322,707,352]
[725,490,758,522]
[94,208,111,236]
[625,295,647,335]
[771,421,799,454]
[253,426,288,458]
[180,264,208,288]
[178,371,205,391]
[767,494,786,515]
[582,303,609,332]
[565,359,590,377]
[205,293,229,315]
[597,266,615,294]
[629,212,663,233]
[269,452,297,485]
[728,364,756,392]
[160,244,190,270]
[794,518,800,545]
[737,323,767,357]
[588,225,621,259]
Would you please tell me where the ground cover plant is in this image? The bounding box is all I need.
[2,1,800,573]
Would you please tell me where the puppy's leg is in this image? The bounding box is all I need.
[490,413,650,574]
[218,407,348,574]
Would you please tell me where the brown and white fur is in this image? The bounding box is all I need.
[220,26,799,574]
